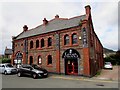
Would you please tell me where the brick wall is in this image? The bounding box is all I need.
[12,13,103,77]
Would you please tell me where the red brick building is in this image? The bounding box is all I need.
[12,5,103,77]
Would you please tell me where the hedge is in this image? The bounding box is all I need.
[0,58,11,63]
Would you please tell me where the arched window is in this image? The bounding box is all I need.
[30,41,33,49]
[29,56,33,65]
[48,37,52,47]
[41,39,44,48]
[64,34,69,45]
[38,55,42,65]
[72,33,77,44]
[47,55,52,65]
[36,40,39,48]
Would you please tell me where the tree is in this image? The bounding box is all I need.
[104,51,120,65]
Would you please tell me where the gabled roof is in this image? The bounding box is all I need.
[5,49,13,55]
[15,15,86,40]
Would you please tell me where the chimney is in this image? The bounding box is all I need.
[43,18,48,25]
[55,14,59,19]
[85,5,91,15]
[23,25,28,32]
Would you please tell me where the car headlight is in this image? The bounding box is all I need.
[7,69,11,72]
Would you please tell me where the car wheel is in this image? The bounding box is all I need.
[4,71,7,75]
[17,72,22,77]
[32,73,37,79]
[43,75,48,78]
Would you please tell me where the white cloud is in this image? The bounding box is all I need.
[91,2,118,50]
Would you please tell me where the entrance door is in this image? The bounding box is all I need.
[66,59,78,75]
[62,48,80,75]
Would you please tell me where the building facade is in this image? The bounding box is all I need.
[12,5,103,77]
[4,47,13,59]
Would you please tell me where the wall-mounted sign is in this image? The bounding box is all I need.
[55,33,60,50]
[62,48,80,59]
[82,27,88,47]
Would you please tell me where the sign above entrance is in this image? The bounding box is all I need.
[16,52,22,60]
[62,48,80,59]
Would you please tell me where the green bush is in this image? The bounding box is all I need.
[96,70,101,76]
[104,54,120,65]
[0,58,11,63]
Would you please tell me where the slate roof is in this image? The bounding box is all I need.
[5,49,13,55]
[16,15,86,40]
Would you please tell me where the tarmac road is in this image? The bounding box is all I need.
[1,74,118,88]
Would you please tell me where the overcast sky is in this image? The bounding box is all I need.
[0,0,119,54]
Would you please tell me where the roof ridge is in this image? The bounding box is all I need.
[49,18,68,22]
[6,48,12,50]
[68,14,86,20]
[15,31,24,39]
[15,14,86,40]
[21,25,41,33]
[24,17,69,32]
[29,24,43,31]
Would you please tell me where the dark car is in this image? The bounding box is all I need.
[17,64,48,79]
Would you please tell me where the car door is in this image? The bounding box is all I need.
[23,66,32,76]
[27,66,33,76]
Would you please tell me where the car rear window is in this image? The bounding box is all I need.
[105,62,111,65]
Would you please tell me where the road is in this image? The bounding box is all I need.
[1,74,118,88]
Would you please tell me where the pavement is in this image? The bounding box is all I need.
[49,66,119,82]
[92,66,119,81]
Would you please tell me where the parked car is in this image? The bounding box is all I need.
[0,63,17,75]
[104,62,113,70]
[17,64,48,79]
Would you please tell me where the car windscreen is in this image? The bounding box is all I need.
[105,62,111,65]
[32,65,40,69]
[6,64,13,67]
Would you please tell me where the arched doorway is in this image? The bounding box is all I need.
[14,52,23,67]
[29,56,33,65]
[62,48,80,75]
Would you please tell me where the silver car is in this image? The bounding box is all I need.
[0,63,17,75]
[104,62,113,70]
